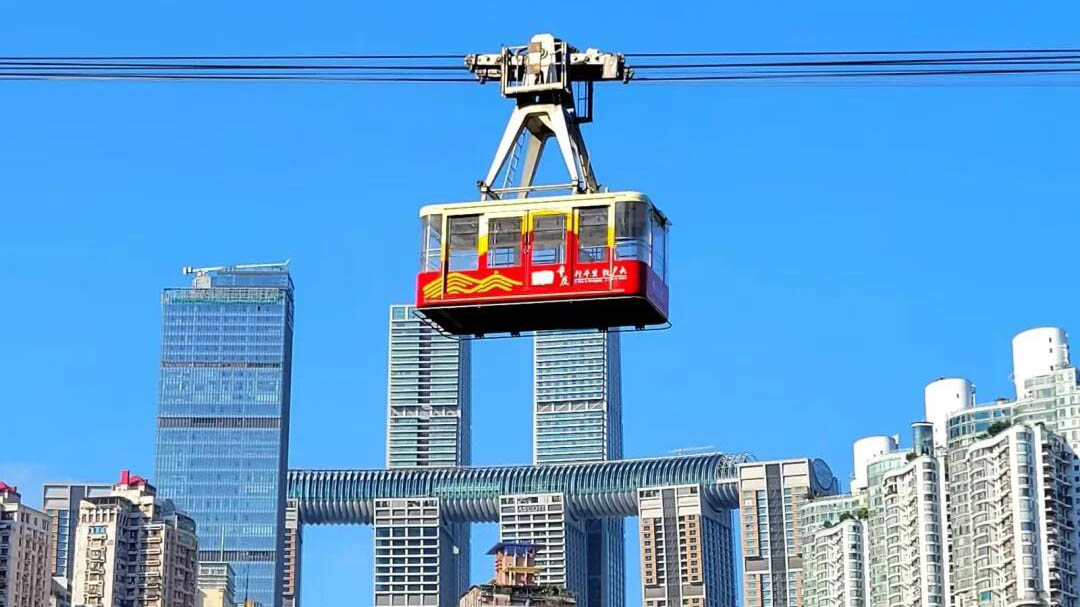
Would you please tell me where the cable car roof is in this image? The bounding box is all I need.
[418,190,660,219]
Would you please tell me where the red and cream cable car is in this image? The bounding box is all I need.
[415,34,668,336]
[416,191,668,336]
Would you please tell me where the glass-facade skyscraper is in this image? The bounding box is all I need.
[533,331,624,607]
[379,304,470,606]
[154,262,294,607]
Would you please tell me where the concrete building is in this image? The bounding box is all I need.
[373,498,464,607]
[154,262,295,607]
[850,437,898,494]
[959,424,1078,607]
[459,543,577,607]
[804,519,868,607]
[925,378,975,451]
[282,501,300,607]
[383,304,471,606]
[0,482,51,607]
[71,471,198,607]
[498,494,586,602]
[739,459,839,607]
[533,331,623,607]
[196,562,234,607]
[40,482,110,607]
[637,485,735,607]
[872,436,946,607]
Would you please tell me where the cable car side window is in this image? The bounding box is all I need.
[532,214,566,265]
[577,207,609,263]
[420,214,443,272]
[651,211,666,279]
[488,217,522,267]
[615,201,651,263]
[448,215,480,271]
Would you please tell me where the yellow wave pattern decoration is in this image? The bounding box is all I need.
[423,272,524,299]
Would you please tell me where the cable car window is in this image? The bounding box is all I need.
[651,212,666,279]
[448,215,479,271]
[615,201,651,263]
[577,207,609,262]
[532,214,566,265]
[420,214,442,272]
[488,217,522,267]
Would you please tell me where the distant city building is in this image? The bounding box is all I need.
[154,262,295,607]
[958,424,1078,607]
[739,459,839,607]
[373,497,463,607]
[196,562,234,607]
[872,430,945,607]
[533,331,623,607]
[498,494,586,601]
[0,482,51,607]
[458,543,577,607]
[71,471,197,607]
[40,482,110,607]
[382,304,471,606]
[803,518,868,607]
[282,501,300,607]
[637,485,735,607]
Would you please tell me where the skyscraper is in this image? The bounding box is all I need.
[532,331,623,607]
[0,482,51,607]
[380,304,471,606]
[154,262,294,607]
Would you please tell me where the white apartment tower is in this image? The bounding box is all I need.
[70,471,197,607]
[637,485,735,607]
[962,424,1078,607]
[498,494,587,601]
[0,482,51,607]
[804,519,869,607]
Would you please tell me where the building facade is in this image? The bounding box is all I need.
[803,519,868,607]
[282,501,300,607]
[71,471,198,607]
[961,424,1078,607]
[196,562,234,607]
[498,494,587,602]
[373,498,464,607]
[40,482,111,607]
[154,262,294,607]
[533,331,623,607]
[0,483,51,607]
[637,485,735,607]
[739,459,839,607]
[382,304,471,606]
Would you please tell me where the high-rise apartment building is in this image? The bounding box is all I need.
[873,442,946,607]
[532,331,623,607]
[154,262,294,607]
[282,501,300,607]
[803,519,868,607]
[196,562,234,607]
[373,498,465,607]
[637,485,735,607]
[959,424,1078,607]
[0,482,51,607]
[739,459,839,607]
[382,304,471,606]
[71,471,198,607]
[41,482,111,607]
[498,494,587,601]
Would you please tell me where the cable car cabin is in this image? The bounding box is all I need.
[416,191,669,336]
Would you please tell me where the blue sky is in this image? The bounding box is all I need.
[3,2,1080,605]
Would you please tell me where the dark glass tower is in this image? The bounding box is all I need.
[154,262,294,607]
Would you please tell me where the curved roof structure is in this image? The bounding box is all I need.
[288,452,752,524]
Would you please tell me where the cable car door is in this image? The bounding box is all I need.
[526,209,572,295]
